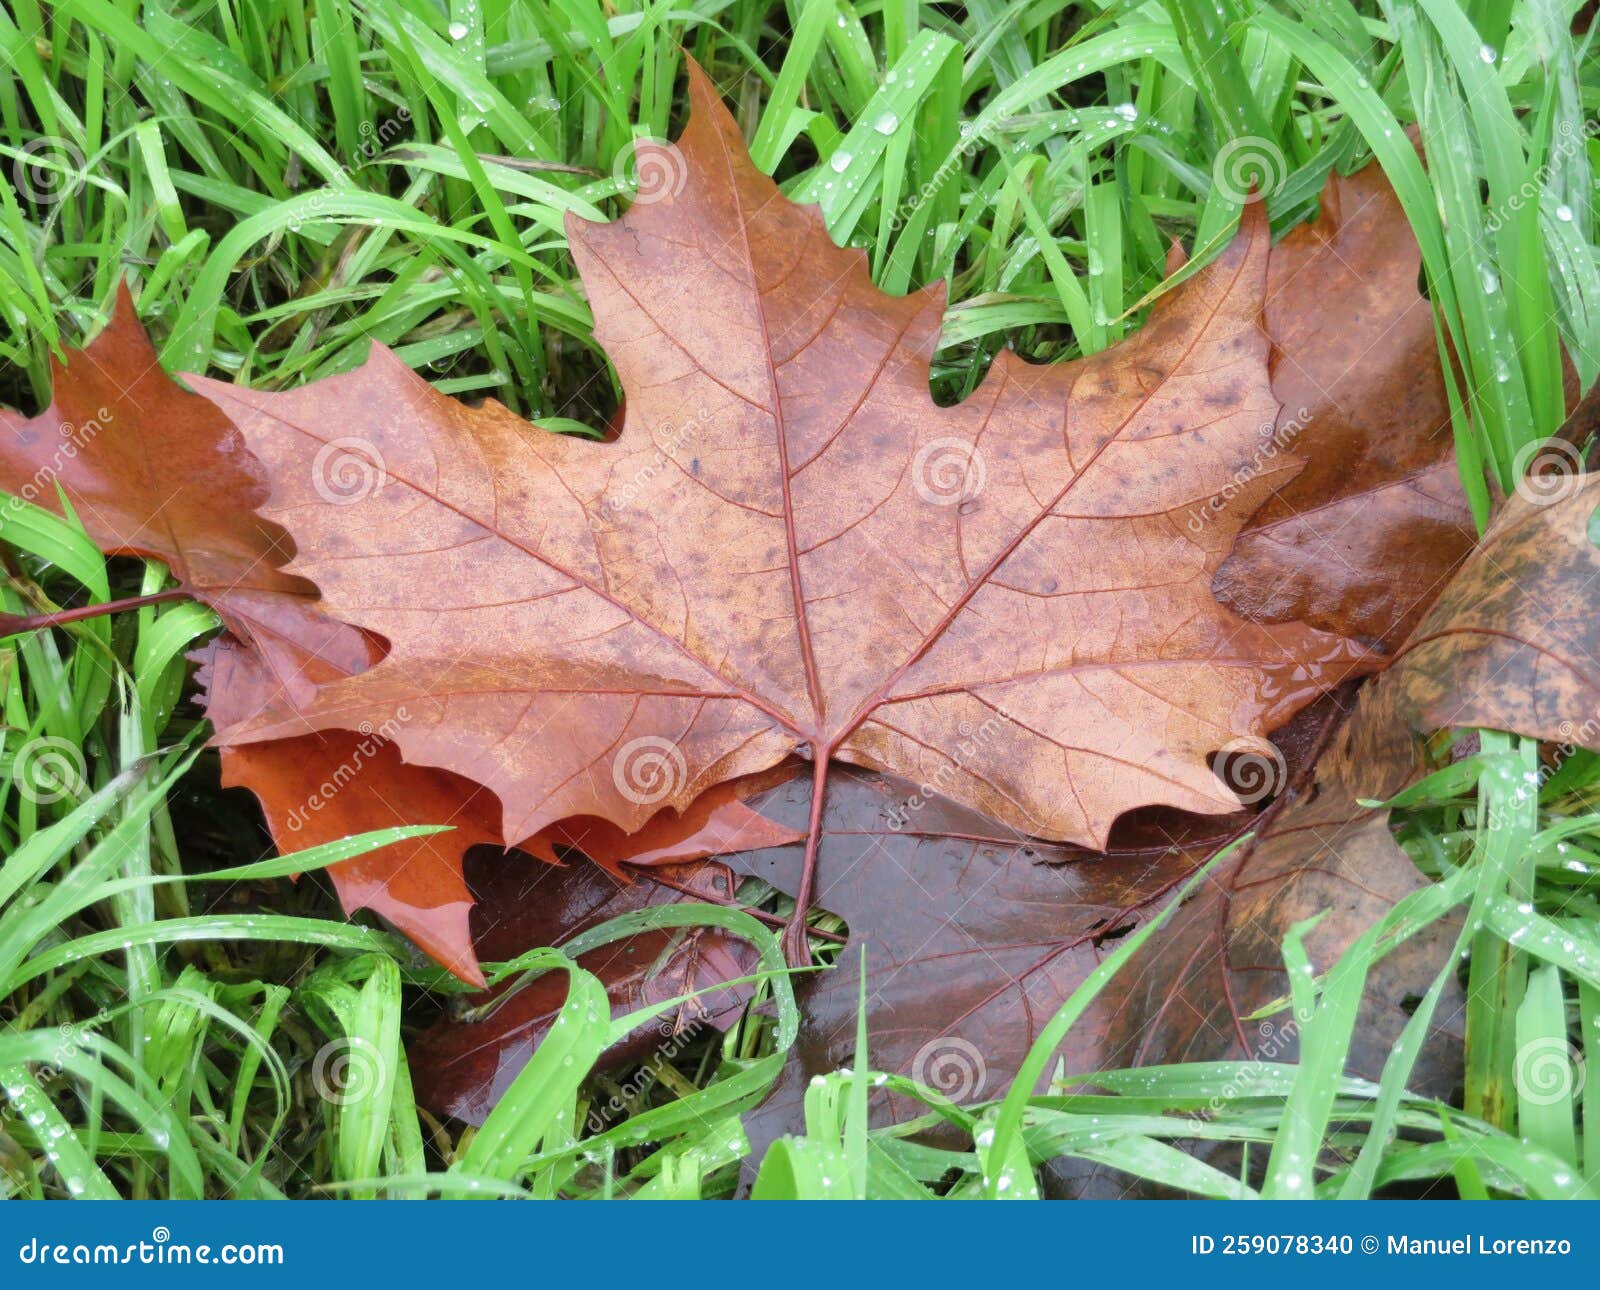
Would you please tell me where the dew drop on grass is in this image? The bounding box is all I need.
[1479,265,1500,294]
[873,112,899,136]
[1557,204,1574,222]
[448,21,469,40]
[830,150,853,174]
[1114,103,1138,122]
[1479,43,1497,63]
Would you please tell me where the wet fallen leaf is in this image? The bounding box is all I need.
[411,853,761,1124]
[1215,160,1475,650]
[1380,474,1600,740]
[190,63,1370,964]
[0,288,373,706]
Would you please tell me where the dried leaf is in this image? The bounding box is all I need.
[0,288,373,707]
[190,65,1370,961]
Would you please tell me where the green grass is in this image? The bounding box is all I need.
[1,0,1598,1198]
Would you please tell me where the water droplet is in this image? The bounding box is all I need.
[873,112,899,136]
[1557,204,1574,222]
[1479,43,1497,63]
[830,150,853,174]
[448,20,469,39]
[1114,102,1138,122]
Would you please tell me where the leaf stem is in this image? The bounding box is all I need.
[0,588,191,636]
[781,751,833,969]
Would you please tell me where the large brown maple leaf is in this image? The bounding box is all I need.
[190,62,1369,960]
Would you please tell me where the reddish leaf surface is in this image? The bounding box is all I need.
[0,296,498,974]
[0,287,373,707]
[411,702,1334,1126]
[190,64,1370,964]
[203,631,802,983]
[523,768,804,875]
[1214,160,1475,650]
[411,853,762,1124]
